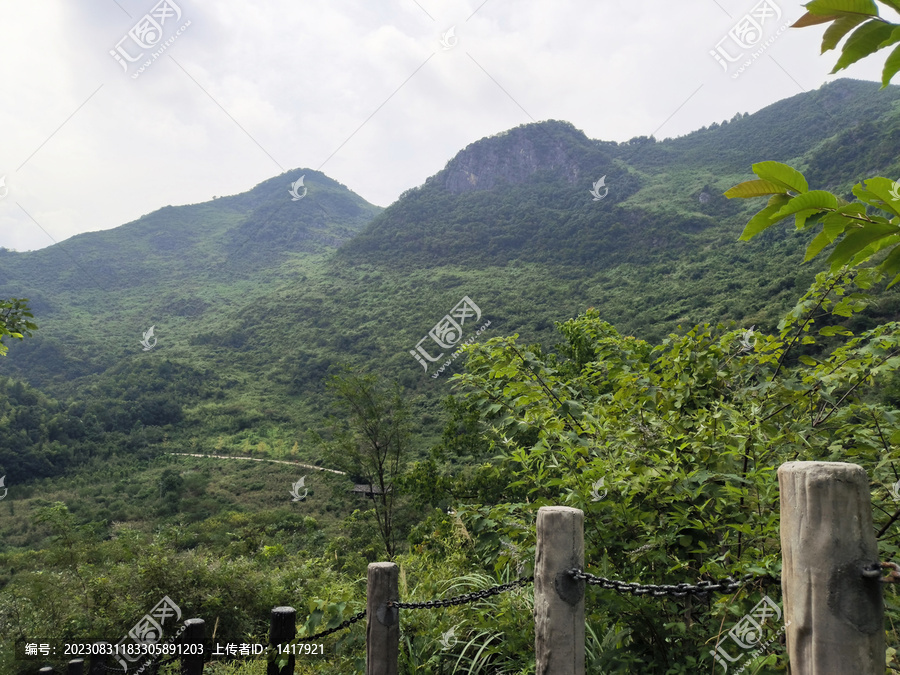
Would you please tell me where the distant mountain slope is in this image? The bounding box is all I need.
[0,170,380,297]
[0,170,381,388]
[2,78,900,481]
[340,79,900,268]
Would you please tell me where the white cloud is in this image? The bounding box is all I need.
[0,0,892,251]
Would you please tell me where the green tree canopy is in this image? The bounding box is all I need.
[0,298,36,356]
[320,370,411,559]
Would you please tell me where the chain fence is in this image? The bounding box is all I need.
[300,567,778,641]
[297,609,367,642]
[567,570,780,598]
[387,575,534,610]
[32,566,787,674]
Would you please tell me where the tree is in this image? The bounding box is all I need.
[725,1,900,282]
[321,370,410,559]
[795,0,900,88]
[0,298,36,356]
[446,267,900,670]
[426,14,900,668]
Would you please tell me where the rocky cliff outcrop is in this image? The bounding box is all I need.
[434,120,598,194]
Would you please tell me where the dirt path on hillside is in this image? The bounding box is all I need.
[167,452,346,475]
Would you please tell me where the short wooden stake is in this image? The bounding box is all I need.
[535,506,585,675]
[67,659,85,675]
[779,461,884,674]
[268,606,296,675]
[366,562,399,675]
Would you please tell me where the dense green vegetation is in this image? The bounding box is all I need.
[5,74,900,672]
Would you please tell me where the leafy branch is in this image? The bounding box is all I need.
[794,0,900,88]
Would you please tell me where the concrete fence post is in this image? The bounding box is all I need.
[779,461,884,674]
[535,505,585,675]
[366,562,399,675]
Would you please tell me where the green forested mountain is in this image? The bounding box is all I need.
[2,78,900,485]
[4,77,900,673]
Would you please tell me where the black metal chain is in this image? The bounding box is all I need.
[566,570,779,598]
[75,567,787,671]
[101,654,179,673]
[387,576,534,610]
[295,609,367,642]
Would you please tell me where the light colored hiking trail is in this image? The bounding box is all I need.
[167,452,346,475]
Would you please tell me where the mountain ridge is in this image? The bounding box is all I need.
[2,77,900,485]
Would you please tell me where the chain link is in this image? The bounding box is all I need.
[566,569,779,598]
[295,609,367,642]
[71,568,786,670]
[862,561,900,581]
[388,576,534,610]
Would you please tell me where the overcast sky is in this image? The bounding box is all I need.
[0,0,895,252]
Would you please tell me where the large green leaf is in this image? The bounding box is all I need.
[738,194,792,241]
[850,232,900,267]
[832,19,897,72]
[879,24,900,48]
[880,243,900,287]
[723,179,788,199]
[793,11,842,27]
[772,190,839,222]
[751,161,809,194]
[883,41,900,85]
[827,221,900,268]
[804,211,855,261]
[806,0,878,15]
[856,177,900,217]
[821,14,869,51]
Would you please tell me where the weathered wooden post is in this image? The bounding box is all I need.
[268,606,296,675]
[67,658,85,675]
[535,506,585,675]
[779,461,884,674]
[180,618,205,675]
[366,562,399,675]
